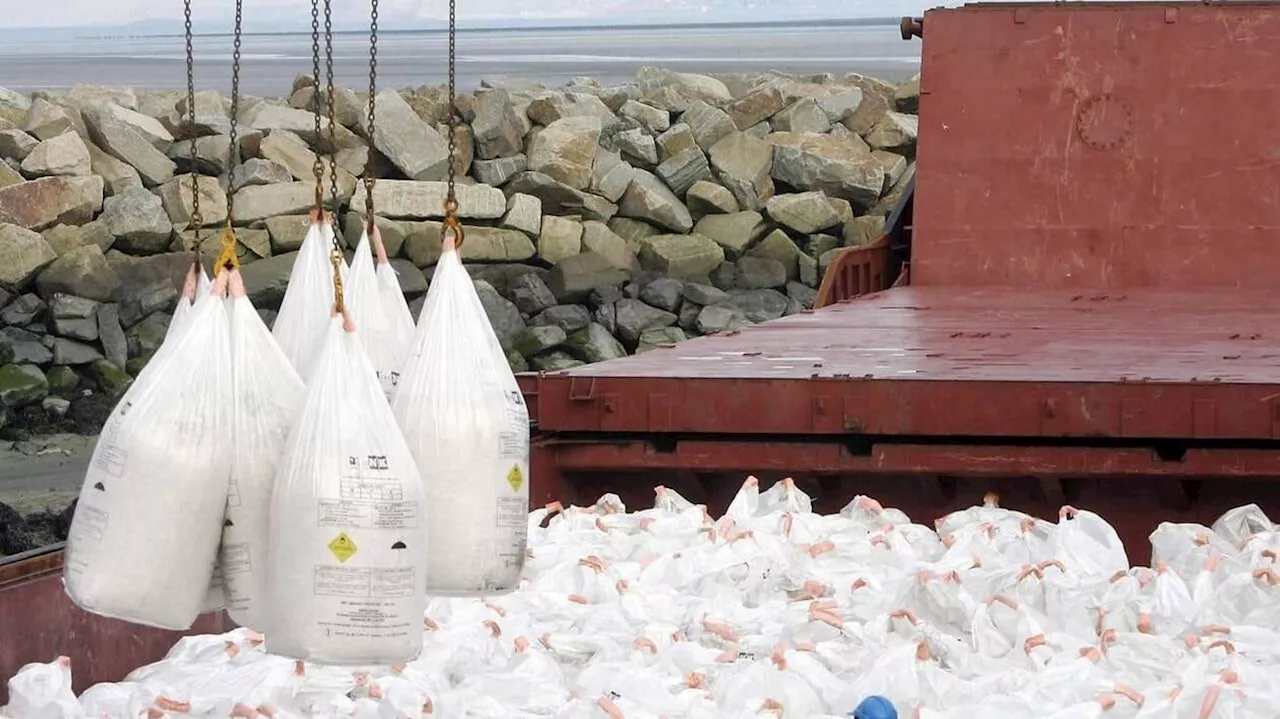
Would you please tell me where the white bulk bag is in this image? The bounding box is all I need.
[220,268,306,631]
[264,313,427,664]
[392,238,530,595]
[168,263,212,339]
[166,263,229,616]
[64,278,233,630]
[272,220,349,382]
[343,225,413,400]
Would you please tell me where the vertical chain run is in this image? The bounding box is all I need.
[214,0,244,275]
[323,0,339,233]
[183,0,202,267]
[224,0,242,228]
[363,0,379,235]
[322,0,345,313]
[310,0,325,213]
[441,0,464,248]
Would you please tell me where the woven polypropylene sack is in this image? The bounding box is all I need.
[168,264,212,340]
[220,269,306,631]
[376,262,416,338]
[392,244,530,595]
[272,222,348,383]
[63,284,232,630]
[343,228,413,401]
[264,316,427,664]
[166,264,228,615]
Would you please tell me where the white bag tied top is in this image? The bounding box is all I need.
[272,212,350,383]
[392,228,531,596]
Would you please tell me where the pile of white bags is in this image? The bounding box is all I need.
[30,480,1280,718]
[393,237,530,595]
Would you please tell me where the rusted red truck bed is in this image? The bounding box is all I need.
[520,285,1280,557]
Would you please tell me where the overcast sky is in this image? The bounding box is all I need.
[0,0,931,28]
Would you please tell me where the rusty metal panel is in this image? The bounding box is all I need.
[525,287,1280,439]
[0,546,232,703]
[912,2,1280,288]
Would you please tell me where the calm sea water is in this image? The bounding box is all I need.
[0,23,921,96]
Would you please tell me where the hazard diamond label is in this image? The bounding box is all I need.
[506,465,524,492]
[327,532,357,563]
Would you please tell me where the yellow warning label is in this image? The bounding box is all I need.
[328,532,358,563]
[506,465,524,492]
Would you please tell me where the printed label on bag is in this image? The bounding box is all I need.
[496,497,528,529]
[506,464,524,492]
[327,532,358,563]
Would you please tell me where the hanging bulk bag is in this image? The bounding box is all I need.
[219,268,306,631]
[63,274,233,630]
[344,225,414,401]
[264,304,428,664]
[392,236,530,595]
[272,220,349,382]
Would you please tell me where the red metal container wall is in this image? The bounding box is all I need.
[0,550,232,704]
[911,2,1280,289]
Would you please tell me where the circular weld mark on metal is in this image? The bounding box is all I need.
[1076,94,1134,151]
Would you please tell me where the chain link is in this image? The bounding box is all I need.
[224,0,243,228]
[323,0,340,249]
[363,0,379,233]
[442,0,464,248]
[213,0,245,276]
[183,0,202,262]
[310,0,325,212]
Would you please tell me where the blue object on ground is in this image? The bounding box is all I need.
[850,695,898,719]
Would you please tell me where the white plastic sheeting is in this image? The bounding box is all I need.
[24,481,1280,717]
[272,222,350,383]
[62,278,233,631]
[392,242,529,595]
[222,269,307,631]
[263,315,428,665]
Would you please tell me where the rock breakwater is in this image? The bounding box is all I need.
[0,67,919,435]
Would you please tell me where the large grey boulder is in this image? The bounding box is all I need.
[158,174,228,228]
[564,323,627,363]
[708,132,774,212]
[656,147,711,197]
[680,101,736,152]
[528,116,601,190]
[548,252,630,303]
[614,298,677,345]
[0,175,104,231]
[20,132,92,178]
[351,180,506,221]
[34,244,121,302]
[618,170,693,233]
[100,187,173,255]
[768,132,884,210]
[472,89,526,160]
[765,192,842,234]
[231,182,315,224]
[637,234,725,279]
[527,92,619,128]
[692,211,769,260]
[355,90,450,181]
[0,225,57,292]
[82,104,175,187]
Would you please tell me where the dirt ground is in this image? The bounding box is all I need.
[0,434,93,515]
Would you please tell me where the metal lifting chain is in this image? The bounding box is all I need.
[183,0,202,269]
[441,0,464,248]
[363,0,379,235]
[322,0,345,313]
[310,0,325,213]
[214,0,244,275]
